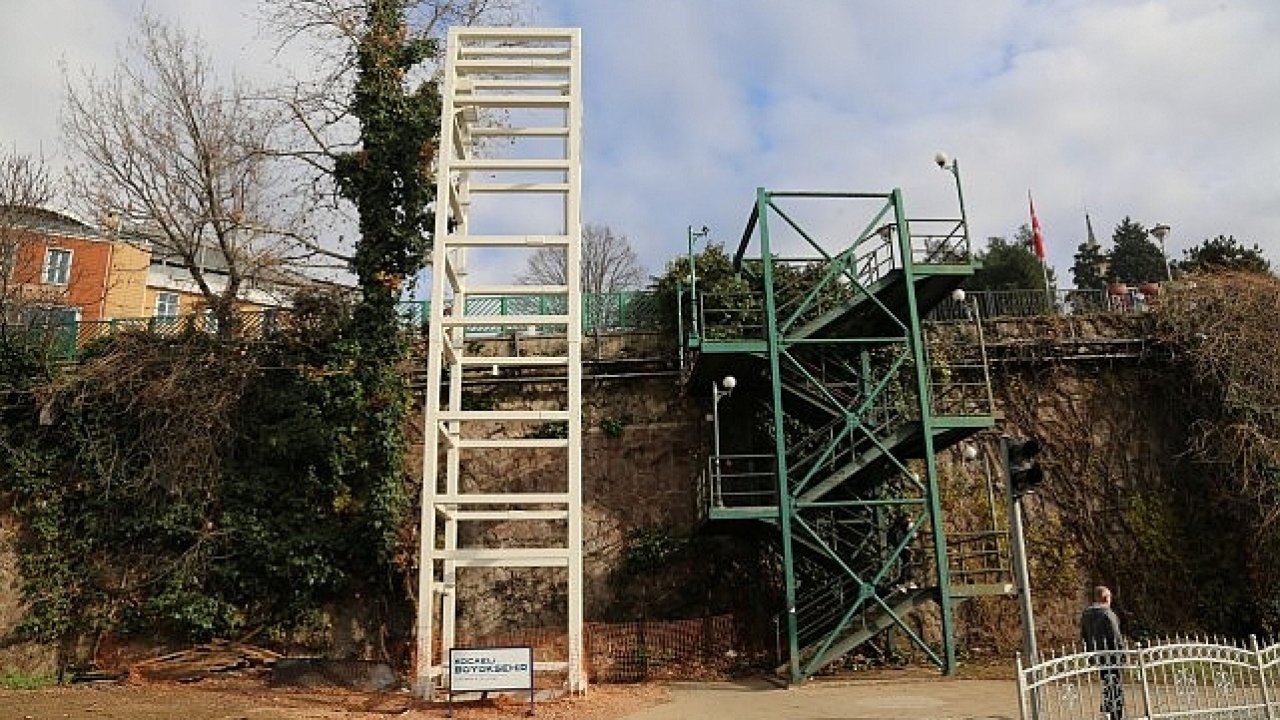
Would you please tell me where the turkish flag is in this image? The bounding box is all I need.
[1028,192,1046,261]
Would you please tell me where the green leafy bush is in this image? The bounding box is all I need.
[599,415,628,438]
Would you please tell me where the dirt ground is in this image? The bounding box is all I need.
[0,671,1023,720]
[0,678,668,720]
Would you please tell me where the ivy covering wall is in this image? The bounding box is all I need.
[4,261,1280,673]
[0,296,415,661]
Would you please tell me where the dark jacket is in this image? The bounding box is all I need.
[1080,603,1124,653]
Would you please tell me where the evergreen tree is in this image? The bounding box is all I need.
[1108,217,1166,284]
[966,225,1055,291]
[1071,241,1109,291]
[1177,235,1271,276]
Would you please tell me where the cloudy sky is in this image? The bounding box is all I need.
[3,0,1278,286]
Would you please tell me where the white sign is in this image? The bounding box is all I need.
[448,646,533,693]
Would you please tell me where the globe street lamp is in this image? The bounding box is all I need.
[934,151,969,237]
[711,376,736,504]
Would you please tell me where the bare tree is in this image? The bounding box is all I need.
[261,1,527,261]
[61,12,339,331]
[519,223,646,327]
[0,151,59,338]
[268,0,525,61]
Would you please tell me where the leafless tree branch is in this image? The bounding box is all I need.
[258,0,527,271]
[0,150,61,334]
[61,11,334,328]
[518,223,646,327]
[518,223,646,291]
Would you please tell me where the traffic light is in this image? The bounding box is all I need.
[1003,436,1044,498]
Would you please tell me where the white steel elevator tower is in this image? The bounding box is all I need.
[415,28,584,697]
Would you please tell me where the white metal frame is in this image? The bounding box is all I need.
[42,247,73,285]
[416,27,584,699]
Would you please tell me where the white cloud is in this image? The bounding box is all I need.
[4,0,1279,286]
[0,1,128,162]
[543,0,1280,279]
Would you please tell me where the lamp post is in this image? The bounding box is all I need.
[934,151,969,237]
[1150,223,1172,282]
[687,225,710,338]
[711,376,736,504]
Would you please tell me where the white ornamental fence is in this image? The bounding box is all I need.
[1018,636,1280,720]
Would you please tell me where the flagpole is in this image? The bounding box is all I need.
[1041,257,1052,311]
[1028,192,1053,311]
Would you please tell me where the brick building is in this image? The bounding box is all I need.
[2,206,323,332]
[2,207,150,325]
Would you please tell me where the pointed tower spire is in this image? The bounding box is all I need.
[1085,212,1099,248]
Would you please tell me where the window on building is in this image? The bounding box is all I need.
[43,248,72,285]
[155,292,180,318]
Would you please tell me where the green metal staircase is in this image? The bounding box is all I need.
[685,186,998,682]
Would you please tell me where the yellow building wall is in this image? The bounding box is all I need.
[141,287,271,316]
[102,243,152,319]
[143,286,208,317]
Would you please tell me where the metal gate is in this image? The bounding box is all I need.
[1019,637,1280,720]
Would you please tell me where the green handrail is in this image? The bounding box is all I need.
[22,287,1132,361]
[16,291,667,360]
[395,291,663,332]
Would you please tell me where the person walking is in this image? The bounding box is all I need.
[1080,585,1125,720]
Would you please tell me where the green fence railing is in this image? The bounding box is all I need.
[926,288,1152,321]
[395,290,663,333]
[14,287,1148,361]
[8,291,666,360]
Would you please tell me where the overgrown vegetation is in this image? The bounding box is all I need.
[0,672,58,690]
[599,415,628,438]
[0,1,448,671]
[966,227,1055,292]
[1175,235,1271,276]
[652,242,862,342]
[987,272,1280,639]
[529,421,569,439]
[652,242,751,337]
[1152,272,1280,630]
[622,526,686,573]
[0,294,417,665]
[322,0,442,625]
